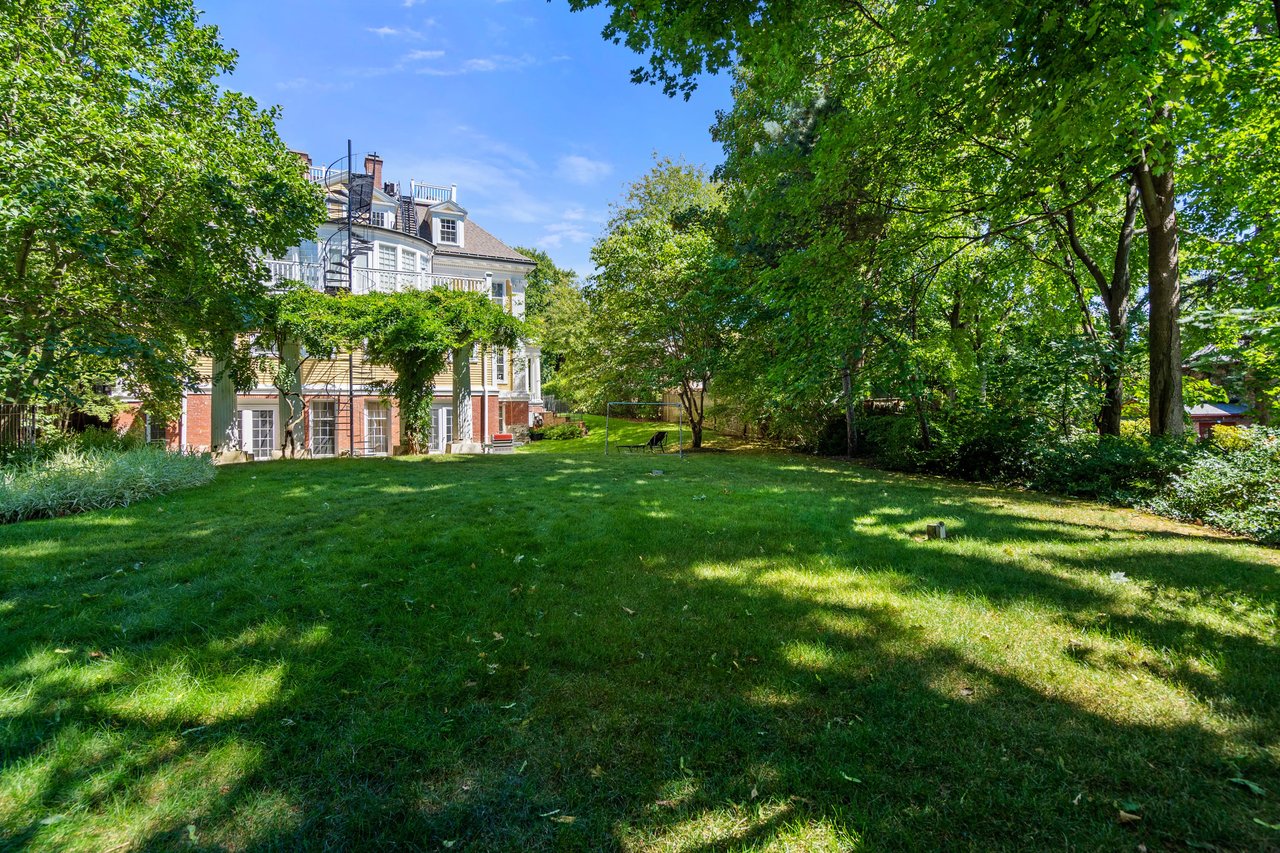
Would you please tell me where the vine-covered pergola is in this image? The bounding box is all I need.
[211,284,523,455]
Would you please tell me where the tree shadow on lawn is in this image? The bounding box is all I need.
[0,453,1276,850]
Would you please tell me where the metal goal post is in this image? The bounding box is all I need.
[604,402,684,458]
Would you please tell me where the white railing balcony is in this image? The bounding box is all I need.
[411,181,454,203]
[264,259,324,291]
[348,268,487,295]
[265,260,487,298]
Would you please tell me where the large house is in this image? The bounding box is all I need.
[116,150,544,458]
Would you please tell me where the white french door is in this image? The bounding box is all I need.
[310,401,336,457]
[365,402,390,456]
[234,408,275,460]
[431,405,453,453]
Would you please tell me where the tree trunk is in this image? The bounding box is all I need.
[841,362,854,457]
[1136,147,1184,437]
[1096,182,1138,437]
[678,377,705,449]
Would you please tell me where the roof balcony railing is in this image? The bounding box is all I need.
[308,165,350,186]
[410,181,454,204]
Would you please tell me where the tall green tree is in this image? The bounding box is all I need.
[0,0,324,413]
[569,159,729,447]
[566,0,1280,437]
[512,244,581,389]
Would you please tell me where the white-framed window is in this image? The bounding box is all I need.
[497,404,506,434]
[493,346,506,383]
[439,218,459,244]
[418,253,430,274]
[310,400,336,457]
[400,248,416,272]
[145,414,167,445]
[364,402,390,456]
[470,345,479,364]
[371,211,390,228]
[490,278,505,301]
[377,244,398,291]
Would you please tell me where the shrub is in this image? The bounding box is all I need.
[0,447,216,524]
[1148,426,1280,544]
[1027,433,1194,502]
[74,425,145,453]
[543,423,586,441]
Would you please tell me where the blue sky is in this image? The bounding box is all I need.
[203,0,731,276]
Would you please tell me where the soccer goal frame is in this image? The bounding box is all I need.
[604,401,684,458]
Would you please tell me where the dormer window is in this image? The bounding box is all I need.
[439,218,459,244]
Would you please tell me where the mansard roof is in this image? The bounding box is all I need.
[432,220,533,265]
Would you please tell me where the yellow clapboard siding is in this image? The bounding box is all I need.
[193,348,512,390]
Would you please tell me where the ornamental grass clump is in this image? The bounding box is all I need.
[0,447,216,524]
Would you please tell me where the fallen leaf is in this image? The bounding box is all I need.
[839,771,862,783]
[621,606,636,616]
[1229,777,1267,797]
[88,651,106,659]
[655,799,678,808]
[1118,810,1142,824]
[959,686,975,697]
[552,815,576,824]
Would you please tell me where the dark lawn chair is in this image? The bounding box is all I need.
[620,430,668,453]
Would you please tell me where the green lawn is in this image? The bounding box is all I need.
[1,421,1277,851]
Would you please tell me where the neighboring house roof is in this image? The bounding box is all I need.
[1187,403,1251,417]
[432,220,534,265]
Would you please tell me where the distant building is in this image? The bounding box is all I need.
[1187,403,1252,440]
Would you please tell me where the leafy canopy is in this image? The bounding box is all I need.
[0,0,324,412]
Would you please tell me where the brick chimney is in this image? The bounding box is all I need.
[291,149,311,176]
[364,153,383,188]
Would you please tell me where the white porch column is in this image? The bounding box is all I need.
[210,351,250,462]
[211,354,237,452]
[449,342,482,453]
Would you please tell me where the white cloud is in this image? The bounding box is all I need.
[366,25,422,38]
[536,222,595,250]
[414,53,539,76]
[555,155,613,186]
[405,49,445,60]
